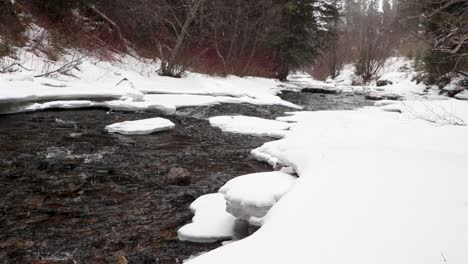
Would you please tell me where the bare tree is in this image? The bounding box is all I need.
[355,0,393,83]
[157,0,207,77]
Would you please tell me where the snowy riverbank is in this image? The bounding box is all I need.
[185,98,468,264]
[0,51,303,115]
[2,49,468,264]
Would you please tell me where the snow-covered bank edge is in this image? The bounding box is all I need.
[1,47,305,115]
[183,98,468,264]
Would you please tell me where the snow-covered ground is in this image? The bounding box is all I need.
[322,57,454,100]
[455,90,468,100]
[185,98,468,264]
[0,48,300,114]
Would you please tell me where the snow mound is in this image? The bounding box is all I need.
[219,172,297,226]
[455,90,468,100]
[326,64,356,86]
[209,116,293,138]
[177,193,237,243]
[377,71,409,85]
[105,117,175,135]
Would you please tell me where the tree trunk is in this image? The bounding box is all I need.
[276,63,289,81]
[161,0,206,77]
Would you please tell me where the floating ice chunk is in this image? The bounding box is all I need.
[209,116,293,138]
[377,71,408,85]
[219,171,297,225]
[178,193,237,243]
[105,117,175,135]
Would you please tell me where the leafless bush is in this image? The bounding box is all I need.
[402,101,467,126]
[36,52,84,78]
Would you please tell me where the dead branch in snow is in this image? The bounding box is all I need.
[34,55,84,78]
[0,62,31,73]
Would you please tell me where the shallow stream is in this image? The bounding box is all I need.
[0,91,373,263]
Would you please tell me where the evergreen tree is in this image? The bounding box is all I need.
[266,0,338,81]
[33,0,95,19]
[420,0,468,84]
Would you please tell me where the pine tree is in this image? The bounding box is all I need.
[266,0,338,81]
[34,0,94,19]
[420,0,468,84]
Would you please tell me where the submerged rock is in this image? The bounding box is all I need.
[165,167,192,186]
[365,92,403,101]
[376,79,393,87]
[302,85,342,94]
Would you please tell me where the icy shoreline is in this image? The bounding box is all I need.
[185,99,468,264]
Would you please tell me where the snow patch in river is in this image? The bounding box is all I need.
[105,117,175,135]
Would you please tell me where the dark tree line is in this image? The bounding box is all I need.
[12,0,337,80]
[2,0,466,86]
[420,0,468,84]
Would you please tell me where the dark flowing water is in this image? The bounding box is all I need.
[0,91,373,264]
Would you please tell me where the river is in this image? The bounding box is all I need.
[0,91,373,263]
